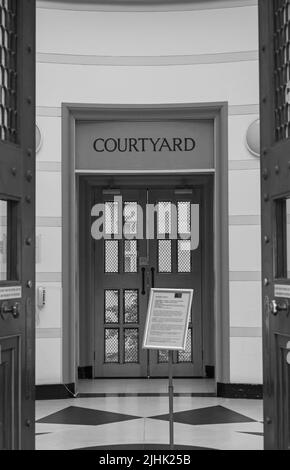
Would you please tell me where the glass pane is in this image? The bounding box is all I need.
[178,240,191,273]
[0,0,18,143]
[124,328,139,363]
[158,202,171,235]
[276,197,290,279]
[158,349,169,363]
[273,0,290,141]
[105,202,119,235]
[124,202,138,236]
[178,329,192,363]
[124,240,138,273]
[105,290,119,324]
[124,290,138,323]
[0,201,7,281]
[158,240,172,273]
[105,240,119,273]
[105,328,119,363]
[178,201,191,235]
[287,199,290,277]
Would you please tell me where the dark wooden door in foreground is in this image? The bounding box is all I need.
[259,0,290,450]
[93,184,202,378]
[0,1,35,450]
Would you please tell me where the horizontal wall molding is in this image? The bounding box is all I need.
[36,272,62,282]
[229,271,261,281]
[37,0,258,13]
[36,217,62,227]
[229,104,259,115]
[37,162,61,172]
[1,216,62,227]
[229,160,260,170]
[36,50,258,67]
[229,215,260,226]
[37,104,259,118]
[37,106,61,117]
[35,214,261,227]
[2,215,263,227]
[36,328,62,338]
[230,327,262,337]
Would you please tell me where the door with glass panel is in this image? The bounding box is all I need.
[147,188,202,377]
[0,1,35,449]
[259,0,290,449]
[93,185,203,378]
[94,188,148,377]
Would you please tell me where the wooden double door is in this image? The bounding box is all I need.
[93,182,204,378]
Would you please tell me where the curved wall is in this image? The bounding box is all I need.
[35,0,261,386]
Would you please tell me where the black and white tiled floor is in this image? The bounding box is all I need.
[36,395,264,450]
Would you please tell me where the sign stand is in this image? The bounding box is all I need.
[168,349,174,450]
[142,288,194,451]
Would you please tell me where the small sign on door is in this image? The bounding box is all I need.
[274,284,290,299]
[0,286,22,301]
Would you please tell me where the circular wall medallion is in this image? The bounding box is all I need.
[246,118,260,157]
[36,124,42,153]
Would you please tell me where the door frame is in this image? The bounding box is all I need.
[78,175,213,378]
[61,103,229,392]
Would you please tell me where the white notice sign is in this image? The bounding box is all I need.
[274,284,290,298]
[143,288,193,351]
[0,285,22,300]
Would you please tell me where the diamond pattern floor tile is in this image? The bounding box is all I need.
[151,405,256,426]
[37,406,140,426]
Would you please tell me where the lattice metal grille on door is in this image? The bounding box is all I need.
[124,289,138,324]
[124,328,139,363]
[105,240,119,273]
[124,240,138,273]
[178,328,192,363]
[158,240,172,273]
[158,349,169,363]
[273,0,290,140]
[105,290,119,324]
[0,0,18,143]
[104,328,119,363]
[178,240,191,273]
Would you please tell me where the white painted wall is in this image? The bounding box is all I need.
[35,0,261,385]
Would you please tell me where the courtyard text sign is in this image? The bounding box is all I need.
[76,120,214,171]
[93,137,196,153]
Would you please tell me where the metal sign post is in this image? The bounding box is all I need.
[168,349,174,450]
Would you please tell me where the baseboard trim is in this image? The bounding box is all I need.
[36,383,76,400]
[78,366,93,380]
[217,382,263,399]
[78,392,216,398]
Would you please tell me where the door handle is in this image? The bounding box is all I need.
[270,299,289,316]
[151,267,155,288]
[141,267,146,295]
[1,302,20,320]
